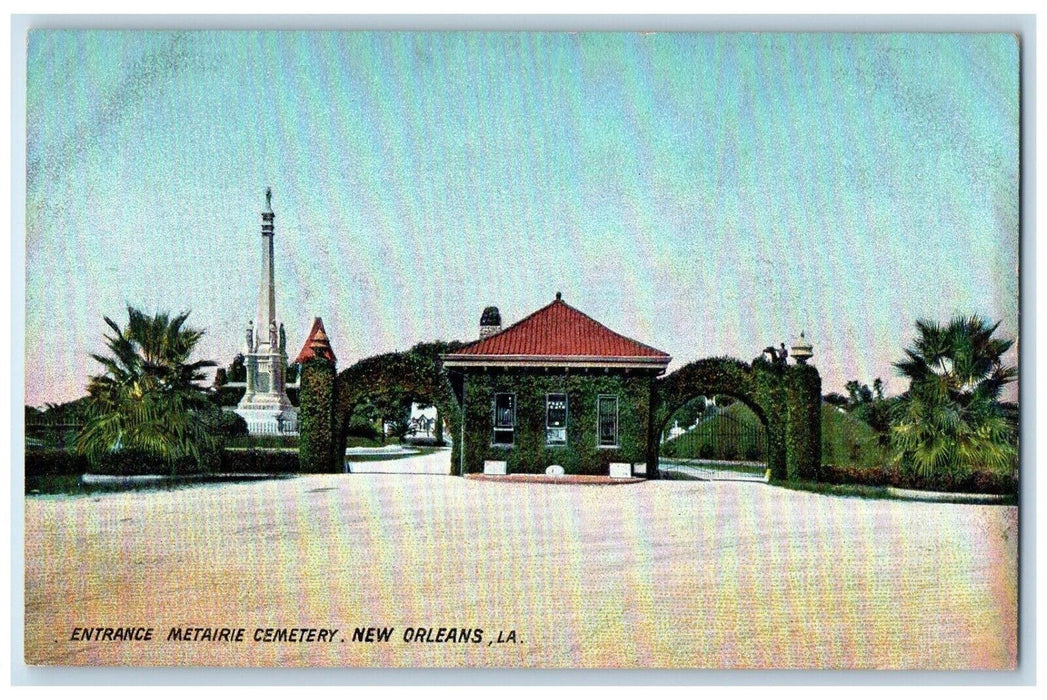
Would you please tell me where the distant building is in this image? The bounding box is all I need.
[235,189,298,435]
[442,293,671,476]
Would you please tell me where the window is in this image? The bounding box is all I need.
[492,393,515,445]
[598,395,619,447]
[546,393,567,445]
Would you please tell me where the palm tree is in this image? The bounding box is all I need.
[77,307,218,471]
[890,315,1017,477]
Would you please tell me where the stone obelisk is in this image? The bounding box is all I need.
[235,188,298,434]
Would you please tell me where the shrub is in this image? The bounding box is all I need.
[404,436,447,447]
[200,407,249,439]
[818,463,1016,495]
[820,405,889,469]
[213,386,246,407]
[226,434,298,449]
[90,449,207,476]
[220,449,301,474]
[25,449,89,478]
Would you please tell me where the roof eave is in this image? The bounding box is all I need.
[441,354,671,371]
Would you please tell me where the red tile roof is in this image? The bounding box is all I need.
[294,317,337,364]
[444,297,670,366]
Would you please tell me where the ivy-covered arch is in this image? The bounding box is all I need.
[298,343,463,473]
[652,357,821,481]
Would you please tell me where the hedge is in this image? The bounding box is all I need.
[26,447,302,479]
[298,357,336,473]
[818,463,1017,496]
[220,449,300,474]
[25,449,89,478]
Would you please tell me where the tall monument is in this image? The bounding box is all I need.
[235,188,298,434]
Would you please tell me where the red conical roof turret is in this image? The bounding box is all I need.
[295,317,337,364]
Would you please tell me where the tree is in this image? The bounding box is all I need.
[229,354,247,382]
[840,377,892,445]
[822,392,849,408]
[76,307,219,471]
[668,396,708,431]
[890,315,1017,478]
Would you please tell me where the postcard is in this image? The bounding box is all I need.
[20,28,1020,670]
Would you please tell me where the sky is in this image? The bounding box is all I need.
[24,31,1019,407]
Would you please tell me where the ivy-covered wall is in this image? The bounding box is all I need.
[298,357,336,473]
[298,347,820,480]
[785,362,822,481]
[459,370,656,475]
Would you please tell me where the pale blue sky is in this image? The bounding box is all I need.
[25,31,1019,406]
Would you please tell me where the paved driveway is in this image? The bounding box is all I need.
[23,459,1017,669]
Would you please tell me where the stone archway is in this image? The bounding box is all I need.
[651,357,821,481]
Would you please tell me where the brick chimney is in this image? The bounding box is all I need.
[480,306,502,339]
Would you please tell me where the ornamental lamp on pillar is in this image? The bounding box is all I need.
[791,331,814,365]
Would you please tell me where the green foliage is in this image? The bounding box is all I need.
[890,315,1018,478]
[298,357,336,472]
[91,448,207,476]
[820,404,890,468]
[344,404,382,439]
[285,362,300,385]
[783,361,822,481]
[77,308,219,474]
[330,341,463,473]
[199,408,249,439]
[383,404,414,441]
[25,449,89,478]
[461,371,652,475]
[662,402,767,462]
[25,398,91,449]
[663,396,707,438]
[654,357,821,481]
[228,354,247,382]
[226,434,298,449]
[24,449,89,493]
[822,392,848,408]
[840,377,892,445]
[212,385,246,407]
[817,462,1016,496]
[220,449,300,474]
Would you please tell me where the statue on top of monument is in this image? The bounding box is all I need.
[265,187,272,211]
[245,320,254,353]
[269,320,278,348]
[279,323,286,353]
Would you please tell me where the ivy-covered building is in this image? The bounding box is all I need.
[442,294,671,477]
